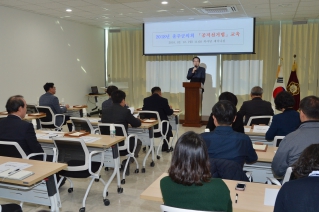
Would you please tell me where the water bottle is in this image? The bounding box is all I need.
[110,124,116,137]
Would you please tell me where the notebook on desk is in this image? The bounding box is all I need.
[0,169,34,180]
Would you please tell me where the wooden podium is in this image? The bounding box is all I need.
[182,82,203,127]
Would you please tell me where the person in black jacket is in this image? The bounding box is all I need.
[142,87,174,151]
[274,144,319,212]
[0,95,44,157]
[239,86,274,125]
[186,56,206,85]
[206,92,244,133]
[102,90,142,170]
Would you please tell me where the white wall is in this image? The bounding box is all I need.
[200,56,219,116]
[0,6,105,111]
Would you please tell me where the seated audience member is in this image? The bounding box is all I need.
[101,90,142,174]
[160,131,232,211]
[206,92,244,133]
[265,91,300,140]
[0,95,44,158]
[239,86,274,125]
[102,85,118,110]
[274,144,319,212]
[272,96,319,177]
[39,82,71,130]
[142,87,174,152]
[201,100,257,167]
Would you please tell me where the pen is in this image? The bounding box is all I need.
[235,193,238,203]
[8,169,20,175]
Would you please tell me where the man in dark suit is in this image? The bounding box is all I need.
[187,56,206,85]
[201,100,257,167]
[239,86,274,126]
[0,95,44,157]
[102,90,142,172]
[39,82,70,129]
[101,85,118,110]
[142,87,174,152]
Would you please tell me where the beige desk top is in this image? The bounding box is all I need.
[83,118,159,129]
[0,114,46,121]
[36,130,125,149]
[256,146,277,163]
[134,109,182,116]
[245,129,266,136]
[0,156,67,187]
[140,173,280,212]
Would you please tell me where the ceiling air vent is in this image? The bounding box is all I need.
[196,6,238,14]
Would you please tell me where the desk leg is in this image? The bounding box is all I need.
[142,127,155,173]
[102,144,123,206]
[45,175,60,212]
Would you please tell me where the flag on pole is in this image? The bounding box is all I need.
[286,56,300,110]
[272,59,286,107]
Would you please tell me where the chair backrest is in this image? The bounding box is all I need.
[138,110,161,133]
[273,136,285,147]
[246,116,273,126]
[0,141,27,159]
[70,117,95,134]
[26,104,39,114]
[53,137,89,171]
[282,167,293,185]
[36,106,54,124]
[160,205,221,212]
[209,158,249,182]
[98,123,127,148]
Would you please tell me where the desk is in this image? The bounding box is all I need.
[0,114,46,121]
[0,156,67,212]
[140,173,280,212]
[77,118,159,172]
[244,146,277,183]
[245,129,272,145]
[36,131,126,204]
[128,121,159,172]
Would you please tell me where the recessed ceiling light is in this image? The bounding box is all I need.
[180,9,184,10]
[161,1,168,5]
[66,9,72,12]
[203,1,209,3]
[64,16,70,18]
[139,11,143,13]
[157,10,167,12]
[103,8,108,10]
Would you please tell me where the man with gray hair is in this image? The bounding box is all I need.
[272,96,319,177]
[239,86,274,125]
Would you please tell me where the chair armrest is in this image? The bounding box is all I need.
[93,128,100,134]
[124,134,138,154]
[245,171,252,182]
[161,120,170,136]
[266,177,282,186]
[52,148,57,162]
[53,114,65,128]
[27,153,47,161]
[88,151,104,176]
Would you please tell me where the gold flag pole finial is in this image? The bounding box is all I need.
[292,55,297,71]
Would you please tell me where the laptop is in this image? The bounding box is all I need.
[89,86,105,95]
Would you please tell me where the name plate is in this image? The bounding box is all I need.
[253,125,269,133]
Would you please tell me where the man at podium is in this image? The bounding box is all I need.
[186,56,206,85]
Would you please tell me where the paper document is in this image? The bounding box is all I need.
[264,188,279,206]
[253,125,269,133]
[89,118,100,123]
[133,114,139,118]
[0,162,32,173]
[244,127,251,133]
[36,133,63,140]
[143,119,156,123]
[81,136,101,143]
[253,144,267,151]
[41,131,65,134]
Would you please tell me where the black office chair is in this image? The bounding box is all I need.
[0,204,22,212]
[52,137,106,212]
[0,141,47,161]
[36,106,65,131]
[26,104,41,129]
[70,117,99,134]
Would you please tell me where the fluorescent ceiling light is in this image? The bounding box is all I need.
[66,9,72,12]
